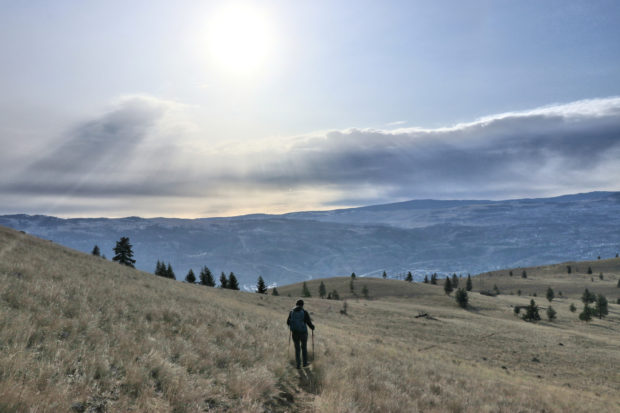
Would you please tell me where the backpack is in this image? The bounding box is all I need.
[289,309,307,333]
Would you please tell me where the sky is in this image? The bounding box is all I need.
[1,0,620,218]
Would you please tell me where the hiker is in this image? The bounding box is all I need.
[287,299,315,369]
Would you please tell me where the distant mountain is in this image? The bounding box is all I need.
[2,191,619,289]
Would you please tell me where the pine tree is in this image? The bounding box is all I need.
[466,274,473,291]
[155,260,165,276]
[521,270,527,278]
[587,266,592,275]
[581,288,595,304]
[595,294,608,319]
[617,279,620,288]
[350,272,356,279]
[579,305,592,322]
[91,245,101,257]
[509,270,513,276]
[302,282,311,297]
[405,272,413,282]
[455,288,468,309]
[166,263,175,280]
[566,265,572,274]
[423,275,429,284]
[362,285,369,299]
[199,266,215,286]
[569,303,577,312]
[272,287,279,296]
[546,286,555,302]
[349,278,355,292]
[219,272,228,289]
[112,237,136,268]
[382,271,387,279]
[546,306,557,321]
[522,299,541,322]
[331,290,340,300]
[451,273,458,288]
[430,273,438,285]
[256,276,267,294]
[319,281,327,299]
[228,272,240,290]
[443,277,453,295]
[185,269,196,283]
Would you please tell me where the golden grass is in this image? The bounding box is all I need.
[1,225,620,412]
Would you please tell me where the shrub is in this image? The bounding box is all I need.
[546,306,557,321]
[546,287,554,302]
[569,303,576,312]
[362,285,369,299]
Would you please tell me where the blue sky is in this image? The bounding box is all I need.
[1,0,620,217]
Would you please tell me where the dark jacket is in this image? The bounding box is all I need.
[287,306,315,333]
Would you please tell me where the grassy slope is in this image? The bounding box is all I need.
[1,225,620,412]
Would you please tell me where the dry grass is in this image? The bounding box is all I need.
[1,225,620,412]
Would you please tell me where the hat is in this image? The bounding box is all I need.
[296,299,304,307]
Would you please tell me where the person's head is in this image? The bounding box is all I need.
[296,299,304,307]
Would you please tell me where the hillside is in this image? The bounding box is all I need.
[1,191,619,287]
[1,225,620,412]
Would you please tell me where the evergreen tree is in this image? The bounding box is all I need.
[581,288,595,304]
[455,288,468,309]
[521,270,527,278]
[351,272,356,279]
[599,273,604,280]
[199,266,215,286]
[112,237,136,268]
[546,286,555,302]
[509,270,513,276]
[319,281,327,299]
[522,299,541,322]
[272,287,279,296]
[569,303,577,313]
[256,276,267,294]
[451,273,458,288]
[430,273,438,285]
[423,275,429,284]
[617,279,620,288]
[405,272,413,282]
[362,285,369,299]
[228,272,240,290]
[302,281,311,297]
[185,269,196,283]
[349,278,355,292]
[466,274,473,291]
[91,245,101,257]
[567,265,572,274]
[219,272,228,289]
[155,260,165,276]
[166,263,175,280]
[443,277,453,295]
[587,266,592,275]
[382,271,387,279]
[332,290,340,300]
[579,305,592,322]
[595,294,608,319]
[546,306,557,321]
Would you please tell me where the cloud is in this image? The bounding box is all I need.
[2,96,620,217]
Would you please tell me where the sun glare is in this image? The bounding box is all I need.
[207,4,274,76]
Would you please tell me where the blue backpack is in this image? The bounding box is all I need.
[289,309,307,333]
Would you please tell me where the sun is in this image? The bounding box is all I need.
[207,4,274,76]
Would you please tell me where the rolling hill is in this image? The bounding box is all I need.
[1,224,620,412]
[1,191,619,289]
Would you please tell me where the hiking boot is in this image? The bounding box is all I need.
[303,363,310,368]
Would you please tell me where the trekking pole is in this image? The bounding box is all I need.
[312,329,315,361]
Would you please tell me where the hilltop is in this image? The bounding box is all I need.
[1,191,619,286]
[1,225,620,412]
